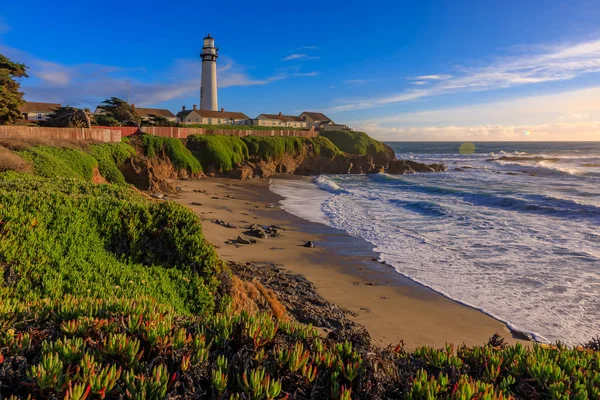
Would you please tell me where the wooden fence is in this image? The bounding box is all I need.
[0,126,121,143]
[0,125,317,144]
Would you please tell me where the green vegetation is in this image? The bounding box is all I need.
[88,143,136,185]
[0,172,222,315]
[95,97,140,126]
[184,123,306,131]
[0,53,28,125]
[242,136,304,161]
[18,146,99,180]
[186,135,249,173]
[321,130,389,160]
[140,134,202,174]
[1,294,599,399]
[186,135,343,172]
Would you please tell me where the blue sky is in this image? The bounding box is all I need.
[1,0,600,140]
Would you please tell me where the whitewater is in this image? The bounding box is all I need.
[270,142,600,345]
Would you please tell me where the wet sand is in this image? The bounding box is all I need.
[173,176,524,349]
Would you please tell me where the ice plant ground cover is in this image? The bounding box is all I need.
[0,140,599,399]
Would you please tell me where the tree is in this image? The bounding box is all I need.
[96,97,140,126]
[0,54,28,125]
[43,106,92,128]
[145,114,175,127]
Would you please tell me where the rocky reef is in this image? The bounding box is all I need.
[388,159,448,174]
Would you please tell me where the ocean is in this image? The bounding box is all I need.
[270,142,600,345]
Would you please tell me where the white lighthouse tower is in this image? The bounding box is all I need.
[200,33,219,111]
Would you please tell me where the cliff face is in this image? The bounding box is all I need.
[214,140,381,179]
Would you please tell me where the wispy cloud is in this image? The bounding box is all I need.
[0,45,291,107]
[413,74,452,81]
[343,79,367,84]
[296,46,319,50]
[293,71,319,77]
[347,86,600,141]
[331,37,600,111]
[282,53,320,61]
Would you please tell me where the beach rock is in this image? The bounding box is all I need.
[227,165,253,180]
[236,235,251,245]
[215,219,239,229]
[245,228,268,239]
[455,168,465,171]
[371,165,386,173]
[388,160,447,174]
[190,202,203,206]
[303,241,315,248]
[511,329,535,341]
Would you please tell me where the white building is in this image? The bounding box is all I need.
[177,105,250,125]
[19,102,61,122]
[253,113,309,128]
[200,34,218,111]
[299,111,333,129]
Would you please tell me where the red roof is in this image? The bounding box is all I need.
[19,102,61,113]
[259,114,304,122]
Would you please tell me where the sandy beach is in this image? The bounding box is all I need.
[173,176,524,349]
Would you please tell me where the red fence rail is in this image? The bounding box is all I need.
[0,126,120,143]
[0,125,317,144]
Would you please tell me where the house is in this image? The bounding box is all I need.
[132,105,176,123]
[253,112,309,128]
[19,102,61,122]
[176,105,251,125]
[299,111,333,129]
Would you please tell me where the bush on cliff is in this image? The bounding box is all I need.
[186,135,249,173]
[0,172,222,314]
[321,130,391,162]
[187,135,345,173]
[140,134,202,174]
[88,142,136,185]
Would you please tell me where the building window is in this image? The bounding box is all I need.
[37,113,43,120]
[208,119,212,124]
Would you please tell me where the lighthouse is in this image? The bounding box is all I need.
[200,33,218,111]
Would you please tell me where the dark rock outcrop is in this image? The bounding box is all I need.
[388,160,447,174]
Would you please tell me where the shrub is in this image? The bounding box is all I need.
[17,146,98,180]
[140,134,202,174]
[186,135,249,173]
[0,172,220,314]
[242,136,304,161]
[320,130,388,158]
[1,296,598,399]
[88,142,136,185]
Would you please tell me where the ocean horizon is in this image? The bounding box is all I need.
[270,141,600,345]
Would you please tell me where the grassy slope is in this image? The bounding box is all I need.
[186,135,343,173]
[140,134,202,174]
[0,172,222,315]
[320,130,390,162]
